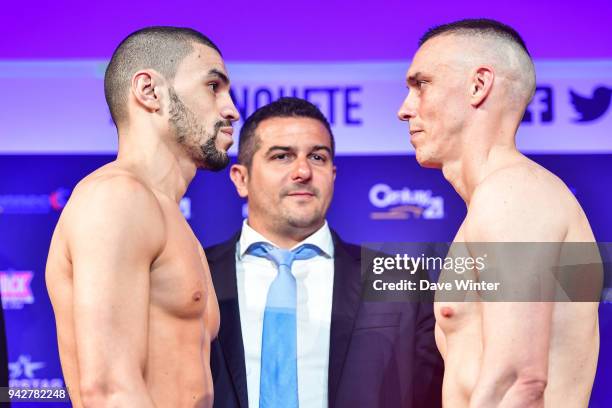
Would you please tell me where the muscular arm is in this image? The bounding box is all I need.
[67,176,165,407]
[464,170,566,408]
[198,244,220,350]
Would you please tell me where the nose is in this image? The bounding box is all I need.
[397,92,416,122]
[291,156,312,182]
[220,93,240,123]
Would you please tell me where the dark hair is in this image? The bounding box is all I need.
[238,97,335,168]
[419,18,530,56]
[104,26,221,127]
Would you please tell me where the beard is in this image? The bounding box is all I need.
[168,88,230,171]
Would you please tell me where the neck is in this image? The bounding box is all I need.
[440,118,520,204]
[247,218,324,249]
[116,122,197,203]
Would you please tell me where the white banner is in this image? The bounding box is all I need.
[1,60,610,154]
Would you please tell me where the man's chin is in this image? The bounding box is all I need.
[418,161,442,169]
[198,152,230,172]
[415,153,442,169]
[285,213,324,230]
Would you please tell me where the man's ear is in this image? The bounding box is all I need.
[130,70,163,113]
[230,164,249,198]
[469,66,495,107]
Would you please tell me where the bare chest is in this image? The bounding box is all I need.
[150,213,210,320]
[434,228,482,336]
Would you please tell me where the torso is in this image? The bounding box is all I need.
[46,164,220,407]
[435,160,600,408]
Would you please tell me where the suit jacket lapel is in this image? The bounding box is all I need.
[328,232,362,408]
[210,233,248,408]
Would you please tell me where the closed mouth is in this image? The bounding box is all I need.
[287,191,315,197]
[220,127,234,136]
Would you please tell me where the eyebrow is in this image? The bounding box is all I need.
[406,72,424,84]
[265,146,292,155]
[265,145,333,155]
[311,145,333,155]
[208,69,230,85]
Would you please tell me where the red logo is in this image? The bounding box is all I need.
[0,271,34,309]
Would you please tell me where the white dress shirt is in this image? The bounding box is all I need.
[236,220,335,408]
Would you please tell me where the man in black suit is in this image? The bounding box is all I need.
[207,97,443,408]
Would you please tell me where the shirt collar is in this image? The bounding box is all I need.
[238,219,334,259]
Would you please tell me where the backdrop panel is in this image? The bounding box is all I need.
[0,154,610,406]
[2,60,611,155]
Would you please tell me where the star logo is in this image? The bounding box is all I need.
[8,355,45,379]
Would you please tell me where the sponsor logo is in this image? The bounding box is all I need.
[231,85,363,126]
[369,183,444,220]
[0,188,69,215]
[0,270,34,310]
[569,86,611,123]
[522,84,612,125]
[522,86,554,124]
[9,355,64,388]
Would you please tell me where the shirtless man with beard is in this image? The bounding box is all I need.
[46,26,239,407]
[398,19,601,407]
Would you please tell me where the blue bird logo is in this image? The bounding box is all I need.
[569,86,612,123]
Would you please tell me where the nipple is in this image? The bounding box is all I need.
[440,306,454,318]
[192,291,202,302]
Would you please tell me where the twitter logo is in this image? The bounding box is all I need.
[569,86,612,123]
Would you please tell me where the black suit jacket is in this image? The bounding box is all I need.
[207,230,443,408]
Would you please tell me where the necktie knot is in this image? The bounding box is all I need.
[246,242,321,270]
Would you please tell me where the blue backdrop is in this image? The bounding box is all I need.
[0,153,610,406]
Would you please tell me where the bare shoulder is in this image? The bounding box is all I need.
[61,165,167,255]
[485,161,574,199]
[67,166,162,217]
[465,161,577,242]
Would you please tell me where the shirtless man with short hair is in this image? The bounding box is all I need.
[398,19,601,407]
[46,26,239,407]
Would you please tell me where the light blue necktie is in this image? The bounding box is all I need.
[246,242,321,408]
